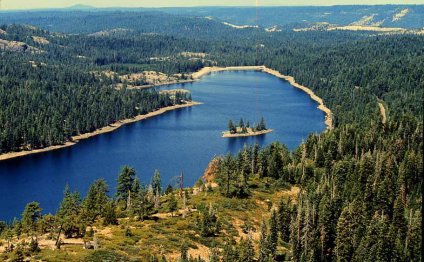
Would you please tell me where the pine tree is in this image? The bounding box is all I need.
[335,202,364,262]
[252,143,260,175]
[152,169,162,196]
[222,238,238,262]
[132,185,153,221]
[277,199,291,243]
[392,193,407,259]
[239,236,255,262]
[12,218,22,240]
[57,185,85,238]
[198,203,220,237]
[405,210,421,262]
[116,166,136,207]
[241,145,251,186]
[179,241,188,262]
[259,117,266,131]
[228,120,236,134]
[239,118,245,130]
[165,185,173,195]
[132,177,141,195]
[318,194,338,261]
[168,192,178,217]
[267,210,278,259]
[354,212,394,261]
[103,201,118,226]
[21,202,42,236]
[82,179,109,223]
[258,219,269,262]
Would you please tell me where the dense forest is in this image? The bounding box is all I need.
[212,117,422,261]
[0,54,191,152]
[1,21,422,154]
[0,8,422,262]
[1,5,423,31]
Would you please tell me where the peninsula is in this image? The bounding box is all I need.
[0,100,201,161]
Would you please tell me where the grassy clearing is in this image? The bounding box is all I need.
[2,179,297,261]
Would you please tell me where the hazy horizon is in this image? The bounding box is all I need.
[1,0,423,10]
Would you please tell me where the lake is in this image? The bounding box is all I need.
[0,70,325,221]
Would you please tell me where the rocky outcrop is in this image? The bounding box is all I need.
[0,39,43,53]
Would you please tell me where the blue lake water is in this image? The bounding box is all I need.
[0,70,325,221]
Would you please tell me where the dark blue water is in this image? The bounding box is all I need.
[0,71,325,221]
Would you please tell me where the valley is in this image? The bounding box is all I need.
[0,3,422,262]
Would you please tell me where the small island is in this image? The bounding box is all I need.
[222,117,273,138]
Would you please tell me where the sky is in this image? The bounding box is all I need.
[1,0,423,10]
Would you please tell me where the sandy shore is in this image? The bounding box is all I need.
[0,102,202,161]
[125,79,196,90]
[1,65,332,160]
[125,65,333,130]
[191,66,265,79]
[222,129,273,138]
[190,66,333,129]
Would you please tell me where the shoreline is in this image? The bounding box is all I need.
[119,65,333,130]
[0,102,202,161]
[190,66,333,129]
[125,79,196,90]
[1,65,332,161]
[126,66,268,89]
[222,129,273,138]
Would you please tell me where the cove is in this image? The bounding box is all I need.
[0,70,325,221]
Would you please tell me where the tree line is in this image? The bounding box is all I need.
[211,113,422,261]
[0,51,191,153]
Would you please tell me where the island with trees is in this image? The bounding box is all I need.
[222,117,272,138]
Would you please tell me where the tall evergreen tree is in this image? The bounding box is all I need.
[267,210,278,259]
[277,199,292,243]
[335,202,364,262]
[258,219,269,262]
[21,202,42,236]
[82,179,109,223]
[354,212,394,261]
[57,185,85,238]
[151,169,162,196]
[116,166,136,207]
[239,236,255,262]
[168,192,178,217]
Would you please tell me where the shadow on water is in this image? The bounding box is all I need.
[226,133,267,152]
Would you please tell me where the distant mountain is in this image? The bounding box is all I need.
[0,5,422,34]
[0,11,254,39]
[161,5,424,29]
[66,4,96,10]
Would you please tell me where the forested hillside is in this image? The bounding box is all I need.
[0,8,422,262]
[2,5,423,30]
[0,11,256,39]
[0,24,195,153]
[2,19,422,154]
[211,117,422,261]
[162,5,424,29]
